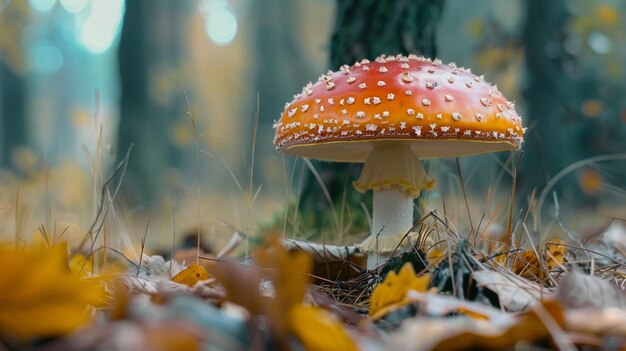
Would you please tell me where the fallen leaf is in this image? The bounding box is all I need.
[545,239,566,270]
[557,271,626,309]
[472,270,550,312]
[0,244,104,339]
[172,263,210,287]
[288,304,358,351]
[254,235,316,348]
[565,307,626,337]
[369,263,430,319]
[390,297,566,351]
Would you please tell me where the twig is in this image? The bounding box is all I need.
[136,219,150,276]
[455,158,474,236]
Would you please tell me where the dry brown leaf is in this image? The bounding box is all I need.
[369,263,430,319]
[565,308,626,337]
[557,271,626,309]
[390,298,566,351]
[171,263,210,287]
[406,291,512,323]
[472,270,551,312]
[513,240,567,278]
[0,244,104,339]
[215,235,357,349]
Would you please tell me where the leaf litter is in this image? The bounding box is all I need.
[1,212,626,350]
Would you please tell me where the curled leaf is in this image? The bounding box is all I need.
[369,263,430,319]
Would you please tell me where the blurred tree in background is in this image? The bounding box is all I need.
[0,2,29,170]
[296,0,446,239]
[117,0,193,203]
[520,0,626,208]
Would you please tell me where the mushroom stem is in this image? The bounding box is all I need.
[367,187,414,267]
[354,144,435,269]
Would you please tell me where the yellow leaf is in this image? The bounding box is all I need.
[369,263,430,319]
[545,239,566,270]
[289,305,357,351]
[172,263,210,287]
[69,253,92,278]
[255,235,313,312]
[0,244,104,339]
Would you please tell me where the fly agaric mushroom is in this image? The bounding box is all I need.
[273,54,524,268]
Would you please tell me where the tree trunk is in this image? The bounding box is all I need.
[0,62,27,169]
[520,0,583,206]
[117,0,190,203]
[298,0,445,238]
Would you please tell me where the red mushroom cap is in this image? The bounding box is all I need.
[273,54,524,162]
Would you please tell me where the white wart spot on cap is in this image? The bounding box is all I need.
[379,66,388,73]
[474,112,483,121]
[347,76,356,84]
[402,72,414,82]
[387,93,395,101]
[407,108,415,116]
[346,97,355,105]
[416,113,424,120]
[356,111,366,118]
[326,81,335,90]
[300,104,309,112]
[405,90,413,96]
[377,81,386,87]
[445,94,454,102]
[382,111,390,117]
[359,83,367,89]
[373,97,381,105]
[480,97,492,106]
[452,112,462,121]
[422,99,431,106]
[288,108,297,117]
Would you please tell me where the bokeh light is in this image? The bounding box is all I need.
[199,0,238,46]
[205,8,237,45]
[587,31,613,54]
[29,0,56,12]
[30,41,63,74]
[79,0,124,54]
[60,0,86,14]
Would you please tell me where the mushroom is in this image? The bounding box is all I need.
[273,54,524,268]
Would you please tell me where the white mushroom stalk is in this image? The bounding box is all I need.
[354,144,434,268]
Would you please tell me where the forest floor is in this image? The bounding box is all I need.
[0,140,625,350]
